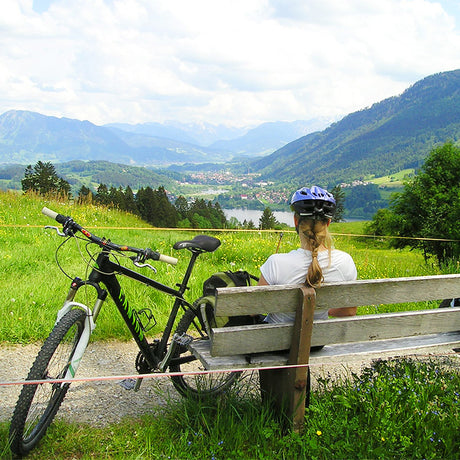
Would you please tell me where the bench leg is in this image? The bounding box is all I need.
[259,366,311,432]
[259,286,316,433]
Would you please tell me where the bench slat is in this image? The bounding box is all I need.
[189,331,460,370]
[313,308,460,345]
[211,308,460,356]
[215,285,304,316]
[215,274,460,316]
[317,274,460,309]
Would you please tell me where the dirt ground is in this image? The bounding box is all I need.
[1,340,458,427]
[0,341,176,427]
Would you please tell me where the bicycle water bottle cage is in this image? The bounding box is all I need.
[173,235,221,253]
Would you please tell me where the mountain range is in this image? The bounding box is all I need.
[254,69,460,186]
[0,111,330,166]
[0,69,458,190]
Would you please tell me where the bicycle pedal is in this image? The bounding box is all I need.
[119,378,136,390]
[174,333,193,347]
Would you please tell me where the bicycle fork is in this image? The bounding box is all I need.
[55,278,106,383]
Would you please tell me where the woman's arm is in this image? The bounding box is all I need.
[258,274,269,286]
[328,306,357,317]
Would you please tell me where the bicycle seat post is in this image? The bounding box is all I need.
[173,236,221,295]
[177,250,201,295]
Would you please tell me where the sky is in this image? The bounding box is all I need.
[0,0,459,127]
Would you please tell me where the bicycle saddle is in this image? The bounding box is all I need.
[173,235,221,252]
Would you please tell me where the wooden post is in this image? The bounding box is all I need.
[259,286,316,432]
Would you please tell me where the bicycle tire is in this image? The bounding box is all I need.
[169,307,241,399]
[9,308,87,456]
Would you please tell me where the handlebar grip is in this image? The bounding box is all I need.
[42,207,67,224]
[42,207,59,220]
[158,254,178,265]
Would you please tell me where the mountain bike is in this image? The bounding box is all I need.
[9,207,240,456]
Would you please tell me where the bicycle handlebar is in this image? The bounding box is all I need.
[42,207,178,266]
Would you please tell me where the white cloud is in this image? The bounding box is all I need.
[0,0,458,126]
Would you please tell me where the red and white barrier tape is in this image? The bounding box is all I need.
[1,350,458,388]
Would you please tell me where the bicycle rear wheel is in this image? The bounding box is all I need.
[170,307,240,398]
[9,308,87,456]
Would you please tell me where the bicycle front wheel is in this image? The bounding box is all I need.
[169,307,241,399]
[9,308,87,456]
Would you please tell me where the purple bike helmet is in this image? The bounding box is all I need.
[290,185,336,220]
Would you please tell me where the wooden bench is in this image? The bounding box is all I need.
[188,274,460,432]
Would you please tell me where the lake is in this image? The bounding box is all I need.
[223,208,364,225]
[224,208,294,226]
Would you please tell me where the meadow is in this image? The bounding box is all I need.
[0,191,450,344]
[1,191,458,459]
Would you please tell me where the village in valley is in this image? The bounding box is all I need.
[178,170,291,209]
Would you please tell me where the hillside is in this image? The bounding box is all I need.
[253,69,460,186]
[0,161,176,192]
[56,161,176,191]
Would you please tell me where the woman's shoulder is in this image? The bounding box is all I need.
[262,248,310,270]
[331,248,353,260]
[329,249,357,279]
[268,248,307,260]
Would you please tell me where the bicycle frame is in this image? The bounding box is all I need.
[60,245,203,380]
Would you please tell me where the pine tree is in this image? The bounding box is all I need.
[135,186,156,223]
[175,196,189,219]
[259,207,277,230]
[330,185,345,222]
[77,185,93,204]
[124,186,137,214]
[95,183,110,205]
[22,161,71,197]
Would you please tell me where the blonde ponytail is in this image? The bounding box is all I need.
[298,217,332,288]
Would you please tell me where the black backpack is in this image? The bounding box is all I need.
[195,270,260,332]
[439,298,460,308]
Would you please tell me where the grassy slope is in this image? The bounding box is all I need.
[0,191,449,343]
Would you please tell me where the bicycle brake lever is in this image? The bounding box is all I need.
[133,260,157,273]
[45,225,66,237]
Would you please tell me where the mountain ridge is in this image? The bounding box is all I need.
[253,69,460,186]
[0,111,327,165]
[0,110,230,165]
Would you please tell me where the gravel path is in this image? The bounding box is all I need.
[1,341,458,427]
[0,341,179,427]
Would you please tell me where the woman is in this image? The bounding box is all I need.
[259,185,357,321]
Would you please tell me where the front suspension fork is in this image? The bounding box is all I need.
[56,278,107,382]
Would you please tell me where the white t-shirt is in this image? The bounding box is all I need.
[260,248,357,322]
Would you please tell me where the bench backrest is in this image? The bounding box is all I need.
[211,274,460,356]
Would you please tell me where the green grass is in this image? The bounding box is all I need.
[368,168,415,187]
[1,357,458,459]
[0,191,452,343]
